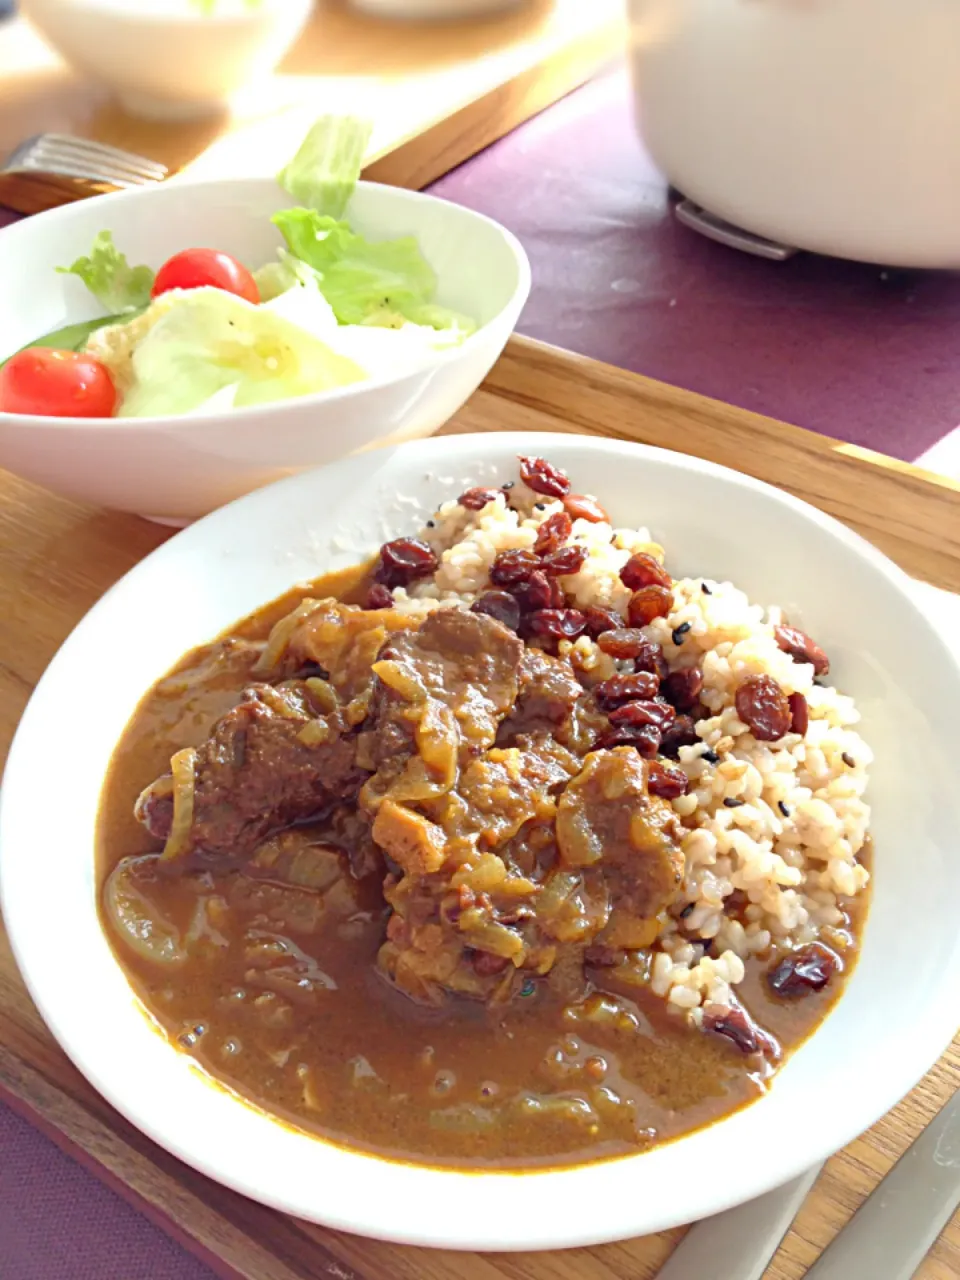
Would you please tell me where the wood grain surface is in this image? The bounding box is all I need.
[0,0,623,211]
[1,336,959,1279]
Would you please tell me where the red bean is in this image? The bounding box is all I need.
[583,606,623,638]
[596,724,661,757]
[563,493,608,523]
[595,671,661,708]
[767,943,839,998]
[542,544,588,577]
[774,624,830,677]
[513,570,563,613]
[627,585,674,627]
[658,714,699,759]
[459,487,500,511]
[620,552,672,591]
[735,674,792,741]
[646,759,689,799]
[596,627,649,659]
[376,537,439,588]
[788,691,809,735]
[518,455,571,499]
[662,667,704,711]
[365,583,394,610]
[608,700,677,732]
[471,590,521,632]
[490,548,540,587]
[702,1005,760,1055]
[525,608,587,641]
[534,510,572,556]
[636,641,670,681]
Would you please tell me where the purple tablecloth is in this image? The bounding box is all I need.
[434,65,960,469]
[4,58,960,1280]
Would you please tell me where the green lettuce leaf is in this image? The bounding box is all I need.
[277,115,373,220]
[262,274,466,376]
[253,248,324,302]
[117,287,365,418]
[56,231,154,314]
[272,209,440,326]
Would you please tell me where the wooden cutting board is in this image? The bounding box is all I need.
[0,0,623,205]
[2,336,960,1279]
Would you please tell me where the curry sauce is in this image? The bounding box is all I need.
[96,566,867,1170]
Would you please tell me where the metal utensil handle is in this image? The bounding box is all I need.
[657,1164,823,1280]
[804,1090,960,1280]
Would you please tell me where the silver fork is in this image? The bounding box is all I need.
[0,133,168,215]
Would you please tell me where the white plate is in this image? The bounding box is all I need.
[3,432,960,1250]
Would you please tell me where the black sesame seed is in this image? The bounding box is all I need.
[701,582,712,595]
[723,797,745,808]
[841,752,855,768]
[426,520,435,528]
[698,939,712,955]
[535,502,546,511]
[680,903,696,919]
[501,481,515,490]
[671,622,692,646]
[701,749,720,764]
[778,800,791,817]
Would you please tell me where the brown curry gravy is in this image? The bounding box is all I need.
[96,565,868,1170]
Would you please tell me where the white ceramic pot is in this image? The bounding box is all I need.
[20,0,314,121]
[349,0,522,16]
[628,0,960,268]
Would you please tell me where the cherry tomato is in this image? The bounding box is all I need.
[0,348,118,418]
[152,248,260,304]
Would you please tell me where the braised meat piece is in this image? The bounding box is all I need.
[497,648,583,743]
[360,606,524,807]
[137,681,365,862]
[556,747,685,941]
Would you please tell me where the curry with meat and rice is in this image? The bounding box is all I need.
[97,551,866,1170]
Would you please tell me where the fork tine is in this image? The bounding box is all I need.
[17,153,156,187]
[41,133,168,179]
[36,145,165,185]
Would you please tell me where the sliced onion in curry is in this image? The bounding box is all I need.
[254,598,323,675]
[104,856,189,967]
[160,746,198,861]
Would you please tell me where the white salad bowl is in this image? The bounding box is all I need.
[21,0,314,122]
[3,432,960,1250]
[0,178,529,523]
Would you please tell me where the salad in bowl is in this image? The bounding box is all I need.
[0,118,475,421]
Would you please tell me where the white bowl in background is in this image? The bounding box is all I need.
[0,178,530,523]
[20,0,314,121]
[629,0,960,268]
[349,0,523,17]
[3,431,960,1249]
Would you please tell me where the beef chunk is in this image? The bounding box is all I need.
[555,747,684,924]
[361,607,524,807]
[497,648,584,743]
[137,682,365,861]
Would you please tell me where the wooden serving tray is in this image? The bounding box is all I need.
[0,0,623,211]
[2,336,960,1279]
